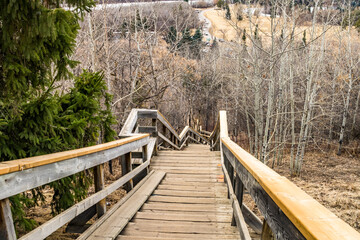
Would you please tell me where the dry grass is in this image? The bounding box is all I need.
[204,5,360,46]
[273,152,360,232]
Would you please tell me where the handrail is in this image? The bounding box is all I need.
[0,134,148,176]
[119,109,207,150]
[211,110,360,240]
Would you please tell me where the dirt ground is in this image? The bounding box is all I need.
[243,150,360,234]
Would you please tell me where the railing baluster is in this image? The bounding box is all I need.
[152,118,158,156]
[261,220,274,240]
[121,153,133,192]
[142,144,148,173]
[231,174,244,226]
[0,198,16,240]
[94,164,106,217]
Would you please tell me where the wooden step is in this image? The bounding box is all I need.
[133,211,232,223]
[153,189,227,198]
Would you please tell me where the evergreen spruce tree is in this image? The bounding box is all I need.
[217,0,224,8]
[225,4,231,20]
[191,28,203,58]
[0,0,116,233]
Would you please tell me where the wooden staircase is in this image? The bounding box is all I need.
[120,144,239,239]
[82,144,240,240]
[1,109,359,240]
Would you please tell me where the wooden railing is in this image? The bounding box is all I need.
[0,108,206,240]
[119,108,208,150]
[210,110,360,240]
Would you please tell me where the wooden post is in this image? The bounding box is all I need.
[0,199,16,240]
[142,144,148,173]
[94,164,106,218]
[162,124,166,147]
[121,153,133,192]
[223,153,228,185]
[261,220,274,240]
[231,174,244,226]
[152,119,158,156]
[227,163,234,200]
[170,133,174,145]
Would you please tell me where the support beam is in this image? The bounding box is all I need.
[94,164,106,218]
[0,199,16,240]
[261,220,274,240]
[121,153,133,192]
[232,175,244,226]
[142,144,148,173]
[152,119,158,156]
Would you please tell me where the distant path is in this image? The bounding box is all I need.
[198,8,214,42]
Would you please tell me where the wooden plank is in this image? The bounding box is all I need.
[153,189,227,198]
[242,203,263,234]
[261,220,274,240]
[121,153,133,192]
[156,111,180,141]
[19,157,152,240]
[162,177,223,183]
[158,132,180,150]
[162,173,225,179]
[138,126,157,135]
[156,184,227,192]
[87,171,165,239]
[0,199,16,240]
[118,236,234,240]
[161,179,224,185]
[123,220,238,234]
[141,202,233,213]
[221,161,251,240]
[0,134,148,177]
[78,171,156,240]
[134,211,232,223]
[151,169,222,175]
[118,109,138,135]
[137,109,157,119]
[219,111,228,138]
[0,136,149,200]
[118,232,240,239]
[66,206,96,233]
[151,162,220,166]
[148,195,229,204]
[94,164,106,217]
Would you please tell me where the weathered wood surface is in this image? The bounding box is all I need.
[0,134,148,177]
[118,144,241,240]
[218,110,360,240]
[0,135,149,200]
[84,171,165,240]
[78,171,158,240]
[19,155,153,240]
[0,199,16,240]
